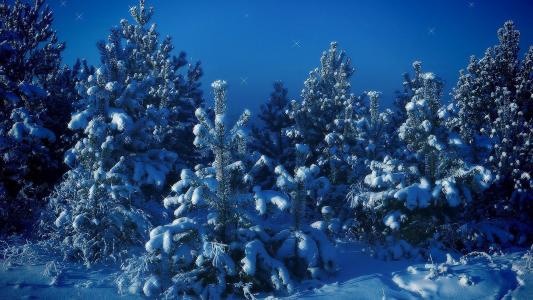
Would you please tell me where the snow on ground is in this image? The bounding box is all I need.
[0,241,530,299]
[282,242,532,300]
[0,260,141,300]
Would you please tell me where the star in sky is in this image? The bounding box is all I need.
[292,40,302,48]
[428,27,436,35]
[60,0,67,7]
[468,2,475,8]
[75,13,83,21]
[244,13,250,19]
[240,77,248,85]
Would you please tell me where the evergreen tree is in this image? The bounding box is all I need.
[392,61,424,127]
[287,42,373,221]
[125,81,337,299]
[138,80,256,298]
[42,0,203,265]
[250,81,292,166]
[365,90,396,160]
[446,21,532,250]
[349,64,492,258]
[0,0,74,234]
[287,42,355,164]
[449,21,532,194]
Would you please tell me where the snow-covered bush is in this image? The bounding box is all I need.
[0,0,77,234]
[41,0,203,265]
[269,162,337,271]
[349,64,493,259]
[242,145,337,293]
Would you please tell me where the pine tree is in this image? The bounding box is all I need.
[349,64,492,258]
[136,80,251,298]
[0,0,74,234]
[445,22,532,250]
[286,42,372,222]
[365,90,395,160]
[42,0,203,264]
[392,61,424,127]
[287,42,355,162]
[250,81,292,166]
[450,21,532,194]
[126,82,337,298]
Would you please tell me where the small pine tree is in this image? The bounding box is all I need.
[365,91,396,160]
[250,81,293,167]
[287,42,372,221]
[287,42,355,161]
[392,61,424,127]
[139,80,255,298]
[128,82,337,299]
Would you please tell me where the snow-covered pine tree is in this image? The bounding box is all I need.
[250,81,293,167]
[267,145,336,272]
[42,0,203,265]
[240,144,337,294]
[0,0,75,234]
[449,21,532,194]
[287,42,355,172]
[365,90,396,160]
[287,42,372,222]
[392,61,424,128]
[445,21,532,250]
[349,63,492,259]
[135,80,251,298]
[127,81,337,299]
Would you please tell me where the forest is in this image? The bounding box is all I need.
[0,0,531,299]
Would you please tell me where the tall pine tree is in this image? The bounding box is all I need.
[42,0,204,265]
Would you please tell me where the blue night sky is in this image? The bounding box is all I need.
[46,0,533,116]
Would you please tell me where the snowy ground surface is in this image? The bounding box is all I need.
[0,241,531,299]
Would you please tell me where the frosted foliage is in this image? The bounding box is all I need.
[394,178,431,210]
